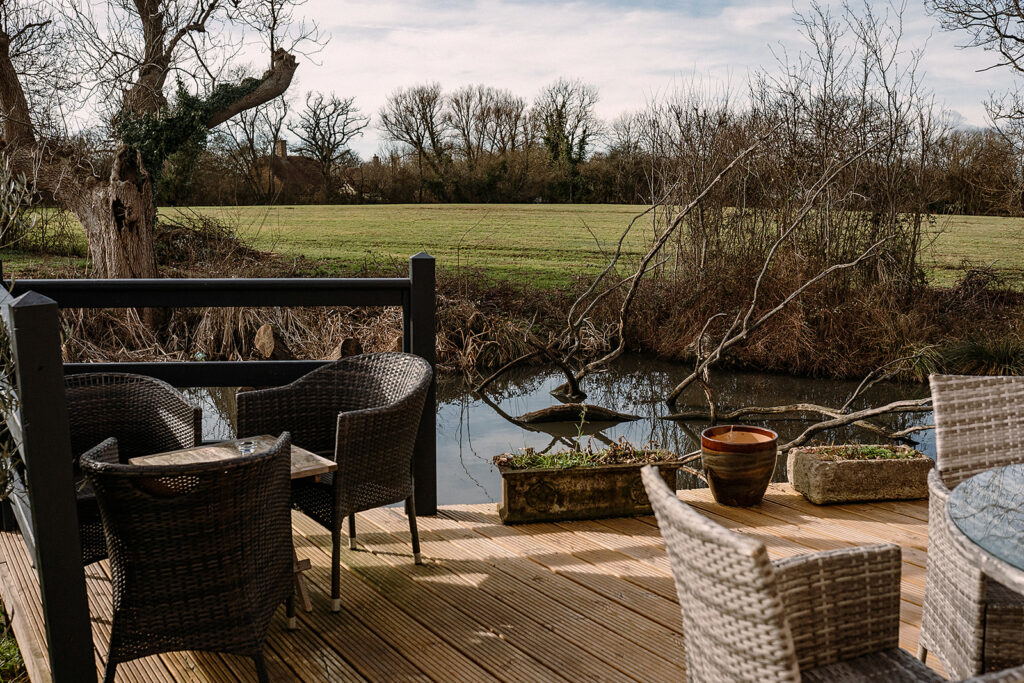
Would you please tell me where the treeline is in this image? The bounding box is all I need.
[163,77,1024,215]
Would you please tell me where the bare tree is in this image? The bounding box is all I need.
[0,0,320,278]
[378,83,452,202]
[535,78,603,201]
[218,94,290,202]
[927,0,1024,78]
[289,92,368,199]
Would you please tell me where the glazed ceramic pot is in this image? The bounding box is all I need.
[700,425,778,506]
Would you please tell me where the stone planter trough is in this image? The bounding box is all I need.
[787,444,932,504]
[496,461,684,524]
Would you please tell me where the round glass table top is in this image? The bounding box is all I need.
[947,463,1024,572]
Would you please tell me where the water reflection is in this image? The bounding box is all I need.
[189,354,935,506]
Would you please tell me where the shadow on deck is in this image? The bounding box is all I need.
[0,484,945,681]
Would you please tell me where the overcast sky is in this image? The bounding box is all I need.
[286,0,1017,158]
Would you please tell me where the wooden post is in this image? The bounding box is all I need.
[408,253,436,515]
[8,291,94,681]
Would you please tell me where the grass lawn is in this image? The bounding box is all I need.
[198,203,653,287]
[6,204,1023,287]
[925,213,1024,286]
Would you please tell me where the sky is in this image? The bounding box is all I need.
[283,0,1017,159]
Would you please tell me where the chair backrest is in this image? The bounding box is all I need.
[641,466,800,683]
[236,352,432,455]
[66,373,201,460]
[80,433,293,655]
[930,374,1024,487]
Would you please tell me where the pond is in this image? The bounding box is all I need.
[189,354,935,506]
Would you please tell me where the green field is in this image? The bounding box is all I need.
[215,203,652,286]
[7,204,1024,287]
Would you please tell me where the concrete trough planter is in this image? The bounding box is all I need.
[787,444,932,505]
[496,461,684,524]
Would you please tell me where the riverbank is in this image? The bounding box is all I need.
[4,204,1023,381]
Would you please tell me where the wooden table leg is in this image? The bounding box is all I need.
[293,549,313,622]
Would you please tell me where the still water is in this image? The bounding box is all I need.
[188,355,935,506]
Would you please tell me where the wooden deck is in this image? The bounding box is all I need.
[0,483,945,682]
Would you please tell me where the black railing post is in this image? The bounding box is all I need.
[409,253,437,515]
[8,291,94,681]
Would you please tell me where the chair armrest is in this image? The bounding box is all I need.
[331,385,428,511]
[773,543,902,671]
[80,438,120,469]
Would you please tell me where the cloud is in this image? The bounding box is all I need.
[285,0,1020,158]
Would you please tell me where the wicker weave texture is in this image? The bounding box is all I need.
[66,373,201,461]
[801,648,945,682]
[640,465,999,682]
[81,433,294,681]
[921,470,988,677]
[237,352,432,601]
[921,374,1024,677]
[773,544,902,670]
[238,352,432,519]
[641,466,800,682]
[66,373,202,566]
[929,374,1024,488]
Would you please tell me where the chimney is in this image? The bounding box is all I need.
[274,139,288,158]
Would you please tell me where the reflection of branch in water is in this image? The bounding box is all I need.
[536,436,575,455]
[952,467,1024,546]
[473,390,534,431]
[454,393,489,498]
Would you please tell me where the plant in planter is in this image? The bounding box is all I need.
[787,444,931,504]
[492,438,696,523]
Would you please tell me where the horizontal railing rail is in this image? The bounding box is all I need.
[10,276,410,309]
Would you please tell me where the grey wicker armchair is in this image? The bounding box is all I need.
[918,374,1024,677]
[236,352,432,611]
[66,373,202,566]
[81,433,295,683]
[641,466,1024,683]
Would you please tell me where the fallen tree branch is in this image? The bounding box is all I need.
[778,397,933,451]
[664,400,932,441]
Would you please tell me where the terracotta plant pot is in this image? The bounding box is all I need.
[701,425,779,507]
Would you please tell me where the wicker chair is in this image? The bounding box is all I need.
[236,352,433,611]
[918,374,1024,677]
[66,373,202,566]
[80,433,295,683]
[640,466,1024,683]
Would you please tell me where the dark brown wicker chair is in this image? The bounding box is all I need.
[236,352,432,611]
[66,373,201,566]
[80,433,295,683]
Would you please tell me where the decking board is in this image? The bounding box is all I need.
[0,484,948,682]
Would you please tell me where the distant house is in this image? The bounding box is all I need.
[263,140,358,202]
[263,140,323,202]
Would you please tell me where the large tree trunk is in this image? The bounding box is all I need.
[60,146,158,279]
[3,8,297,279]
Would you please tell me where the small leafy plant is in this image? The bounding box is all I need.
[493,436,677,470]
[801,444,922,461]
